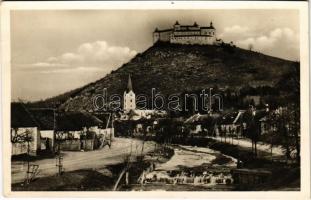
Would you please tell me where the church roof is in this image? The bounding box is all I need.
[126,74,133,92]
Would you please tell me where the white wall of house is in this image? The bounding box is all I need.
[56,130,82,140]
[220,124,239,135]
[99,128,114,139]
[11,127,40,156]
[88,126,99,134]
[190,124,202,134]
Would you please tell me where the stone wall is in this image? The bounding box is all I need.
[55,139,95,151]
[170,35,216,45]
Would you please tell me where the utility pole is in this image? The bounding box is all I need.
[56,151,63,176]
[53,104,63,176]
[26,135,30,184]
[55,132,64,176]
[18,101,36,184]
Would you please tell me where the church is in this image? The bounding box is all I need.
[121,75,166,120]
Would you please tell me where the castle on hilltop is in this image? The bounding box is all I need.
[153,21,222,45]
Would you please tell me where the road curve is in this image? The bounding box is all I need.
[12,138,156,184]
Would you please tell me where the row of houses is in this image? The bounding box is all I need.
[184,107,271,137]
[119,105,273,139]
[11,103,114,156]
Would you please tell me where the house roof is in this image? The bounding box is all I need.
[56,112,103,131]
[220,112,239,125]
[29,109,55,130]
[11,103,39,128]
[200,26,215,29]
[185,113,220,124]
[173,34,213,37]
[155,117,184,125]
[233,110,246,124]
[154,28,173,33]
[93,113,112,128]
[253,110,269,121]
[240,109,269,124]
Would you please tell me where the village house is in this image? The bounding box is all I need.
[94,112,115,141]
[218,110,245,138]
[55,112,103,151]
[185,113,221,136]
[185,113,205,135]
[257,105,286,136]
[243,95,261,106]
[11,103,41,156]
[29,108,55,152]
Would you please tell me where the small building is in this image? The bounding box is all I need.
[185,113,221,136]
[219,111,245,138]
[94,112,115,141]
[250,108,270,135]
[11,103,41,156]
[55,112,103,151]
[29,108,55,152]
[243,95,261,106]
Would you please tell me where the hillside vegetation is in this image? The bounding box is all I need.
[30,42,299,111]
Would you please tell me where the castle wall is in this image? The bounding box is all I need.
[174,31,201,36]
[159,31,172,42]
[154,22,217,45]
[170,35,216,45]
[153,30,172,43]
[201,29,215,36]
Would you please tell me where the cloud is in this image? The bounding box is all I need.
[221,25,250,36]
[219,25,252,41]
[236,28,299,60]
[31,62,69,68]
[219,26,299,60]
[23,40,137,73]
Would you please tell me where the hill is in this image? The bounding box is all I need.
[30,42,299,111]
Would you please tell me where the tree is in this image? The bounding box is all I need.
[11,128,34,183]
[263,112,282,161]
[248,43,254,51]
[243,107,261,157]
[265,106,299,162]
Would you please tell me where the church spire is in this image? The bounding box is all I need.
[127,74,133,92]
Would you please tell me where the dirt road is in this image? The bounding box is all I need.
[207,136,284,156]
[12,138,156,184]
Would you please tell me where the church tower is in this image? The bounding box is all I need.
[123,74,136,112]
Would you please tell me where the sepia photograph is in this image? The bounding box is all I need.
[1,1,310,198]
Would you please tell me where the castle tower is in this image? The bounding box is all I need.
[123,74,136,112]
[153,27,160,43]
[174,20,180,30]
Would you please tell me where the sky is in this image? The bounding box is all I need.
[11,10,300,101]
